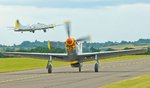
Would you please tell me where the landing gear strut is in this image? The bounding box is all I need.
[94,55,99,72]
[47,56,52,73]
[79,63,81,72]
[32,30,35,33]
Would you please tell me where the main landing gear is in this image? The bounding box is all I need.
[47,56,52,73]
[94,55,99,72]
[46,55,99,73]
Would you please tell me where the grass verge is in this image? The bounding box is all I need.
[85,55,150,64]
[0,58,69,73]
[102,74,150,88]
[0,55,150,73]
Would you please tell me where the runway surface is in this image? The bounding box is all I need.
[0,58,150,88]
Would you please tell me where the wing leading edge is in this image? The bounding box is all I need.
[1,48,147,62]
[2,52,69,61]
[77,48,148,62]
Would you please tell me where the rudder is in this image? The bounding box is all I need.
[15,19,20,29]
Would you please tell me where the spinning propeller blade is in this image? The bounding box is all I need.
[64,20,91,42]
[65,20,71,38]
[76,36,91,42]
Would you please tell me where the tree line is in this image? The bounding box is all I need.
[0,39,150,53]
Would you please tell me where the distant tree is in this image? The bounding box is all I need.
[124,47,134,50]
[120,41,128,44]
[90,47,101,52]
[16,48,29,52]
[0,53,12,58]
[137,39,150,43]
[1,39,150,53]
[30,46,66,53]
[104,41,114,46]
[106,48,115,51]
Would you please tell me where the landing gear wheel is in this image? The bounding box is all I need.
[48,64,52,73]
[43,30,46,32]
[32,31,35,33]
[95,63,99,72]
[79,64,81,72]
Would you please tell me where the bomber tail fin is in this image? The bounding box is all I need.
[15,19,20,29]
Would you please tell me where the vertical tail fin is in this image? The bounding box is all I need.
[48,40,51,50]
[15,19,20,29]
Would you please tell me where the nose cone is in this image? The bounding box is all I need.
[67,38,72,44]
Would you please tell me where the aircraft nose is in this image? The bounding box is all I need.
[67,38,72,44]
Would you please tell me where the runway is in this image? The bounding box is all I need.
[0,58,150,88]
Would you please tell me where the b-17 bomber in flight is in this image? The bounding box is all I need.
[9,19,62,33]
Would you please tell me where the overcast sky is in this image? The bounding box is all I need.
[0,0,150,45]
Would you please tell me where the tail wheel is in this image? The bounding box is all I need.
[95,63,99,72]
[48,64,52,73]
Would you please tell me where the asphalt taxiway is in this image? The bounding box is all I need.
[0,58,150,88]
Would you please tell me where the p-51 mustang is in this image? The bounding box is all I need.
[9,19,62,33]
[3,21,147,73]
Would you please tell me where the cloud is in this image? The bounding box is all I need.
[0,3,150,45]
[0,0,150,8]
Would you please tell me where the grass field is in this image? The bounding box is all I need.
[100,55,150,62]
[0,58,69,72]
[104,44,149,50]
[102,74,150,88]
[85,55,150,64]
[0,55,150,73]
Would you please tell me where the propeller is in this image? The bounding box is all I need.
[65,20,71,38]
[76,36,91,42]
[64,20,91,42]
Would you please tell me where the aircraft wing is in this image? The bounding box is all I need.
[31,24,62,30]
[77,48,147,62]
[1,48,147,62]
[1,52,69,61]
